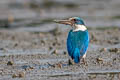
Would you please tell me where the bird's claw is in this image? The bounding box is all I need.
[68,59,74,65]
[81,58,88,66]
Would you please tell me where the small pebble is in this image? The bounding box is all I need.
[12,74,17,78]
[57,42,61,46]
[100,48,107,52]
[39,33,44,37]
[12,72,25,78]
[7,61,13,66]
[41,40,45,45]
[56,63,62,68]
[113,58,117,61]
[8,15,14,23]
[33,42,37,45]
[107,40,112,44]
[11,36,15,40]
[0,48,4,50]
[18,72,25,78]
[52,42,56,46]
[14,43,18,47]
[0,48,6,51]
[63,51,67,55]
[96,58,103,62]
[109,48,119,53]
[91,34,97,42]
[52,49,57,54]
[0,48,7,52]
[49,46,53,50]
[89,74,96,78]
[25,66,34,71]
[29,66,34,70]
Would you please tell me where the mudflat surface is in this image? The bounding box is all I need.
[0,27,120,80]
[0,0,120,80]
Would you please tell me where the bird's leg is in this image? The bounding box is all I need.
[81,58,88,66]
[82,58,86,65]
[68,57,74,65]
[81,53,88,66]
[80,58,88,73]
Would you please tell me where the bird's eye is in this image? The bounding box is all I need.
[70,18,76,23]
[74,19,77,22]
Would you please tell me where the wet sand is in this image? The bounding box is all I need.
[0,27,120,80]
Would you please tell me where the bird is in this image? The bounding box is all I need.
[54,17,89,64]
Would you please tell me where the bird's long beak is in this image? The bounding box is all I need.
[54,19,73,25]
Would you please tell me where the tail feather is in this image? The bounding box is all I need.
[73,48,80,63]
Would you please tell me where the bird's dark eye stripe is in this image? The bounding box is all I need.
[73,19,76,21]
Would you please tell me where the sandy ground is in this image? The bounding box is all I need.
[0,27,119,80]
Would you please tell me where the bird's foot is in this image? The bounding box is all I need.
[81,58,88,66]
[68,59,74,65]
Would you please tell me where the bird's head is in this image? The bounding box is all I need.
[54,17,87,31]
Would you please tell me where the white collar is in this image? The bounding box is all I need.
[73,24,87,32]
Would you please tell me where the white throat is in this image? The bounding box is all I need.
[73,24,87,32]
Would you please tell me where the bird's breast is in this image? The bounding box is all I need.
[69,30,89,40]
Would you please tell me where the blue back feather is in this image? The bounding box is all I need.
[67,30,89,63]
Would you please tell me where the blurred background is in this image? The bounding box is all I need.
[0,0,120,30]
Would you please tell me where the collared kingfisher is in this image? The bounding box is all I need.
[54,17,89,63]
